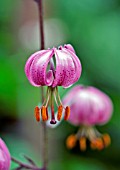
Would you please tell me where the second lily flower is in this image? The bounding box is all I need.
[25,44,82,124]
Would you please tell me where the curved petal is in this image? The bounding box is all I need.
[52,48,80,88]
[25,50,46,86]
[28,50,54,86]
[88,87,113,124]
[45,70,54,86]
[64,44,76,54]
[62,85,83,105]
[0,138,11,170]
[62,47,82,87]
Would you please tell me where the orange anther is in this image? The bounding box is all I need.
[90,141,97,150]
[102,134,111,147]
[66,134,77,149]
[79,137,86,151]
[41,106,48,121]
[57,105,63,121]
[64,106,70,120]
[34,106,40,122]
[94,138,104,150]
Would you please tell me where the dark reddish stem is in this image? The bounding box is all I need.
[11,1,47,169]
[35,0,47,170]
[38,0,45,50]
[11,157,44,170]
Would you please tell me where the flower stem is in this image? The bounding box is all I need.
[35,0,48,170]
[11,157,44,170]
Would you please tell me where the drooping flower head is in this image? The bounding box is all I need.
[0,138,11,170]
[63,85,113,151]
[25,44,82,124]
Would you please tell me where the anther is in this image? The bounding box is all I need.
[90,141,97,150]
[34,106,40,122]
[41,106,48,121]
[94,138,104,150]
[66,134,77,149]
[64,106,70,120]
[102,134,111,147]
[57,105,63,121]
[79,137,86,151]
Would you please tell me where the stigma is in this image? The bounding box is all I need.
[66,126,111,151]
[34,87,70,124]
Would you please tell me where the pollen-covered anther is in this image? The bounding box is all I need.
[102,134,111,147]
[90,141,97,150]
[34,106,40,122]
[57,105,63,121]
[93,138,104,150]
[79,137,86,151]
[66,134,77,149]
[41,106,48,121]
[64,106,70,120]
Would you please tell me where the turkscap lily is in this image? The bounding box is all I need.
[25,44,82,124]
[0,138,11,170]
[63,85,113,151]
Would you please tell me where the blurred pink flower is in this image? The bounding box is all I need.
[25,44,82,124]
[63,85,113,151]
[63,85,113,126]
[0,138,11,170]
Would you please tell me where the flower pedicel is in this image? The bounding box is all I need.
[63,85,113,151]
[25,44,82,124]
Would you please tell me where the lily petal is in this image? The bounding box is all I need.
[64,44,76,54]
[26,50,54,86]
[63,47,82,87]
[52,48,81,88]
[25,50,46,86]
[0,138,11,170]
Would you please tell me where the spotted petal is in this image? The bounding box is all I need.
[25,50,54,86]
[52,47,82,88]
[64,44,76,54]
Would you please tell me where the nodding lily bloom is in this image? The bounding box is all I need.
[25,44,82,124]
[63,85,113,151]
[0,138,11,170]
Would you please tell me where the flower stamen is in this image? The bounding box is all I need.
[66,126,111,151]
[34,106,40,122]
[79,137,86,151]
[41,106,48,121]
[92,138,104,150]
[50,105,57,124]
[66,134,77,149]
[57,105,63,121]
[102,134,111,147]
[64,106,70,120]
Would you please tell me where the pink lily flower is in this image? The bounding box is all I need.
[0,138,11,170]
[62,85,113,151]
[25,44,82,124]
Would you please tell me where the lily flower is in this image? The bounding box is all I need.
[0,138,11,170]
[63,85,113,151]
[25,44,82,124]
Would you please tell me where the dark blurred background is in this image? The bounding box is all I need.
[0,0,120,169]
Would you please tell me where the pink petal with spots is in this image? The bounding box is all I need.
[25,49,54,86]
[64,44,76,54]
